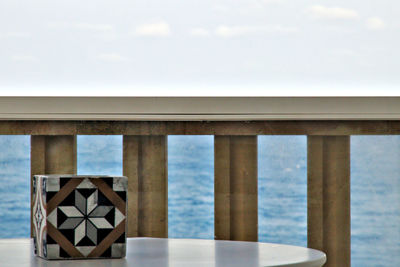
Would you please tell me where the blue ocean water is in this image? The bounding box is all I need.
[168,136,214,239]
[0,135,400,266]
[258,136,307,247]
[0,136,30,238]
[77,135,123,176]
[351,136,400,267]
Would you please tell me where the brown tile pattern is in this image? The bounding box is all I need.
[32,175,127,260]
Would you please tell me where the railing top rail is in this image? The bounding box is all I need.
[0,97,399,121]
[1,120,400,135]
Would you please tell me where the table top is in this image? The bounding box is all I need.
[0,238,326,267]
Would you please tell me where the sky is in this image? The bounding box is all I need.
[0,0,398,96]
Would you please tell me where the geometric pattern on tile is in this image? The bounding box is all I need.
[32,175,47,258]
[32,175,127,260]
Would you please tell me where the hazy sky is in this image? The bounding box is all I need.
[0,0,398,95]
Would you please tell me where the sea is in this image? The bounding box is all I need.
[0,135,399,267]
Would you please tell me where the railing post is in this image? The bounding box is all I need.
[308,136,350,267]
[214,136,258,241]
[123,135,168,238]
[30,135,77,236]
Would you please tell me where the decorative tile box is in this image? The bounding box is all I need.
[32,175,127,260]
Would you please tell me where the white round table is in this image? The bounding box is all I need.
[0,238,326,267]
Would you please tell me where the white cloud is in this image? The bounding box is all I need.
[74,23,113,31]
[48,22,113,31]
[262,0,284,4]
[190,28,210,37]
[0,32,32,39]
[47,21,68,29]
[307,5,359,20]
[366,17,386,30]
[8,32,32,38]
[212,5,230,14]
[95,32,119,42]
[134,22,171,37]
[215,25,298,37]
[332,49,358,57]
[11,55,37,62]
[213,0,283,15]
[95,53,128,62]
[323,25,355,34]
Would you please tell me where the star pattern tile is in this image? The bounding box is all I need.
[57,189,115,247]
[34,176,127,259]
